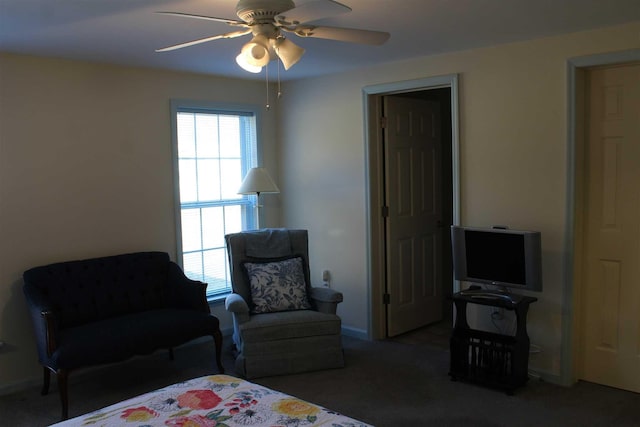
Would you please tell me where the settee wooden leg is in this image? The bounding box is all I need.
[57,369,69,421]
[168,348,175,360]
[213,330,224,373]
[41,367,50,395]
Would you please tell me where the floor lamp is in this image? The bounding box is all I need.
[237,167,280,229]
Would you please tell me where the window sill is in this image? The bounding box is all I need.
[207,293,229,306]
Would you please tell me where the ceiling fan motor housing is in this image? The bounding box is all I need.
[236,0,295,23]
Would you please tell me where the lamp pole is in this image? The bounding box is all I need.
[255,191,262,229]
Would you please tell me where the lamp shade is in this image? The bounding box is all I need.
[236,53,263,73]
[241,34,272,67]
[238,167,280,195]
[274,38,305,70]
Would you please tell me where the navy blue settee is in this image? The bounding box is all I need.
[23,251,224,420]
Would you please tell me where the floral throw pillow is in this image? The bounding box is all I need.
[243,256,312,314]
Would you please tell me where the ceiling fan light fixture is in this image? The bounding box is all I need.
[274,37,305,70]
[240,34,272,67]
[236,53,263,73]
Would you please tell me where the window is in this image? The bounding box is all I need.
[171,101,259,299]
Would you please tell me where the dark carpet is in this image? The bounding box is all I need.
[1,326,638,426]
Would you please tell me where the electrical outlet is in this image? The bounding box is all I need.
[322,270,330,282]
[321,270,330,287]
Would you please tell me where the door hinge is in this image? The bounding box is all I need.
[381,206,389,217]
[380,116,387,129]
[383,293,391,304]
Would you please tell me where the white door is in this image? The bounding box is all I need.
[384,95,443,337]
[580,63,640,392]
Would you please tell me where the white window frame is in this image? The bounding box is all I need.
[170,100,261,301]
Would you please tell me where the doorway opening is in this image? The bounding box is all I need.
[363,75,460,341]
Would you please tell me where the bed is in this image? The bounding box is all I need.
[50,374,372,427]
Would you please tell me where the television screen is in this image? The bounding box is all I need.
[451,226,542,292]
[465,231,526,285]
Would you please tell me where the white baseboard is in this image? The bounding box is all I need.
[528,368,566,386]
[341,326,369,340]
[0,376,42,397]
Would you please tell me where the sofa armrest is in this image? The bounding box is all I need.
[168,262,209,313]
[23,284,59,359]
[310,287,343,314]
[225,293,250,323]
[41,311,58,357]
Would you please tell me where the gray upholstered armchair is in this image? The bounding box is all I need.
[225,228,344,378]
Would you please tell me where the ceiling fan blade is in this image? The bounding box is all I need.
[292,25,390,45]
[156,29,252,52]
[276,0,351,26]
[156,11,246,27]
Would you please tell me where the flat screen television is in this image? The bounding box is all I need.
[451,225,542,293]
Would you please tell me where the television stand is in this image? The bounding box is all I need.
[458,289,520,304]
[449,292,537,394]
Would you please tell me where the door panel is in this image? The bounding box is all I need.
[385,95,443,337]
[580,63,640,392]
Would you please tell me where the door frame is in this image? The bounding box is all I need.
[363,75,461,340]
[565,49,640,386]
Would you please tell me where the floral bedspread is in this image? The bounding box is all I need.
[50,374,372,427]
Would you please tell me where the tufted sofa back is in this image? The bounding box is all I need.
[23,252,172,328]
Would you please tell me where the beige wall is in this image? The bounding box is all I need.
[1,20,638,392]
[277,22,640,381]
[0,54,279,389]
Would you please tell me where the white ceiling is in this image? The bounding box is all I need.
[1,0,639,81]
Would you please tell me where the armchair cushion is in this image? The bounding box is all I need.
[243,256,311,314]
[239,310,341,343]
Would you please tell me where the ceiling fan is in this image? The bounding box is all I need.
[156,0,390,73]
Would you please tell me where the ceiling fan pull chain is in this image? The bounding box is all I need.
[277,60,282,99]
[265,63,270,110]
